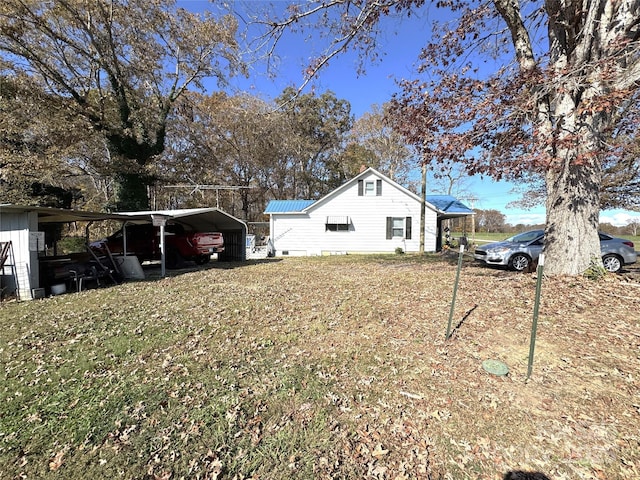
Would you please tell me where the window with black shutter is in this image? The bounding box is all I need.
[359,178,382,197]
[387,217,408,238]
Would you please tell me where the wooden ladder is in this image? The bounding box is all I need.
[0,241,14,300]
[0,241,12,270]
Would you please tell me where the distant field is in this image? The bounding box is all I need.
[453,231,640,246]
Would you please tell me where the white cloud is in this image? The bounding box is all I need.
[599,211,640,227]
[506,212,546,226]
[504,210,640,227]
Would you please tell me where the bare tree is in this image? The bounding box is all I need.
[347,104,413,185]
[627,218,640,236]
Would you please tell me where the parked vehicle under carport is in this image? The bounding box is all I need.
[91,223,224,269]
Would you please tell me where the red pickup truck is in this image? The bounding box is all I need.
[91,223,224,268]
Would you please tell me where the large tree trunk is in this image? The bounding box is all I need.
[113,172,151,212]
[108,134,164,211]
[541,88,604,275]
[544,158,602,276]
[494,0,616,275]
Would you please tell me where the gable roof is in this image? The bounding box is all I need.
[263,168,474,218]
[308,167,428,211]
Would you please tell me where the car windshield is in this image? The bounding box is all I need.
[504,230,544,243]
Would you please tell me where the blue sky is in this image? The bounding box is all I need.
[184,1,638,227]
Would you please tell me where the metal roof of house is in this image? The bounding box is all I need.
[264,196,474,218]
[264,200,315,213]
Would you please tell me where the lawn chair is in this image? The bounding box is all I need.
[74,243,120,291]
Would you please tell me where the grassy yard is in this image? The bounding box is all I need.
[1,254,639,479]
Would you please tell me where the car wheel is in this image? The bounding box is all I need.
[509,253,531,272]
[166,248,182,269]
[602,254,622,273]
[194,254,210,265]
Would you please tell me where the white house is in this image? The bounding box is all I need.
[264,167,474,257]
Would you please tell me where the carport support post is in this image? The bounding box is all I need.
[160,224,166,278]
[152,214,169,278]
[122,222,130,256]
[446,245,465,340]
[526,254,545,380]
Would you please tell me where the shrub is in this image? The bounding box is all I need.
[583,256,607,280]
[57,236,87,254]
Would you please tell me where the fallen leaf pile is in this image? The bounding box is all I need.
[1,254,638,479]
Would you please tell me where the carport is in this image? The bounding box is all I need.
[117,208,247,262]
[0,204,149,300]
[0,205,247,300]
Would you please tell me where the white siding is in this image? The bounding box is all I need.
[271,172,438,256]
[0,212,39,299]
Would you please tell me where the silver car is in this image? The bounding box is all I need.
[473,230,637,273]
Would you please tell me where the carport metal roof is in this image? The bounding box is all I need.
[117,208,247,232]
[0,204,149,223]
[0,205,247,231]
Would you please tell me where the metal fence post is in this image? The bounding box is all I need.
[526,254,545,380]
[446,245,465,340]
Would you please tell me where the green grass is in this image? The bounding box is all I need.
[1,254,638,479]
[0,263,377,479]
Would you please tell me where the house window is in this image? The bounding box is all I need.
[358,179,382,196]
[365,181,375,196]
[386,217,412,239]
[326,216,350,231]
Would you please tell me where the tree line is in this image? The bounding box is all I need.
[0,78,413,222]
[450,210,639,238]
